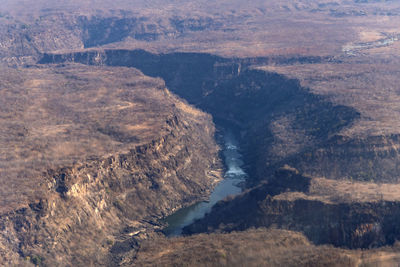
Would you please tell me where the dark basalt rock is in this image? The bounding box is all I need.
[182,169,400,249]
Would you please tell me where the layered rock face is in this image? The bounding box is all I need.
[41,49,400,185]
[39,50,400,253]
[0,65,221,266]
[183,167,400,249]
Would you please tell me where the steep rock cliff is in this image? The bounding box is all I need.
[0,64,221,266]
[183,167,400,249]
[41,49,400,185]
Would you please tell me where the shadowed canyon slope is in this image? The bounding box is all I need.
[41,49,400,184]
[40,48,400,258]
[1,0,400,266]
[184,167,400,248]
[0,64,222,265]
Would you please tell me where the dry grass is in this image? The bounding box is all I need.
[0,63,211,214]
[135,228,400,267]
[310,177,400,203]
[273,176,400,204]
[1,0,399,64]
[1,0,400,265]
[257,56,400,138]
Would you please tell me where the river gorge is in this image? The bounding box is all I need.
[163,129,246,236]
[36,49,400,252]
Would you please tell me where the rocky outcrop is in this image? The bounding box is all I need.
[183,168,400,249]
[0,66,222,266]
[40,50,400,186]
[43,50,400,185]
[0,10,225,66]
[0,113,221,266]
[37,49,400,255]
[134,228,362,267]
[285,134,400,183]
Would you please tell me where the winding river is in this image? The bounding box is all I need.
[162,130,247,236]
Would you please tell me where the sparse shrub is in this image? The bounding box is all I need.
[30,254,43,266]
[106,238,115,246]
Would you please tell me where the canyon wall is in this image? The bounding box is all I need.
[40,50,400,185]
[0,65,221,266]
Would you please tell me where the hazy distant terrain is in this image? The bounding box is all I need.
[1,0,399,63]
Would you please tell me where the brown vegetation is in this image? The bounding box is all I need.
[1,0,400,266]
[0,64,171,213]
[1,0,400,65]
[135,228,400,267]
[0,63,222,266]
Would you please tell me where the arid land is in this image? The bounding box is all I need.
[1,1,400,266]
